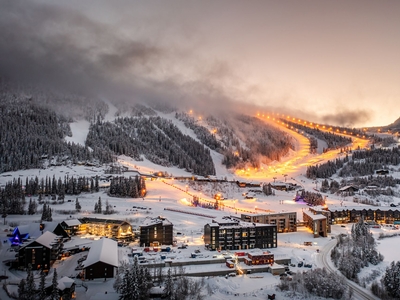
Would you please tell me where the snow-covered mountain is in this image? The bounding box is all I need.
[0,80,294,176]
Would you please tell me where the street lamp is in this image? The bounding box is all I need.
[283,174,288,182]
[273,177,277,183]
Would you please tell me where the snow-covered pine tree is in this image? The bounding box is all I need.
[164,268,174,300]
[383,261,400,298]
[38,271,46,300]
[75,198,81,212]
[130,256,140,300]
[97,197,102,213]
[18,278,27,300]
[51,268,59,300]
[26,264,36,300]
[41,203,47,221]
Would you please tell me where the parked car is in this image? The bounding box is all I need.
[297,261,303,267]
[304,263,312,268]
[78,255,87,263]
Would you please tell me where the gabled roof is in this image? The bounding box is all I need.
[18,222,67,240]
[62,219,81,226]
[339,185,359,191]
[58,276,75,290]
[83,238,118,268]
[22,231,59,249]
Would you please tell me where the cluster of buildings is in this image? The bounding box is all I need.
[9,196,400,297]
[8,216,174,272]
[300,204,400,238]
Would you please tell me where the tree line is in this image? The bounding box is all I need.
[86,116,215,176]
[0,175,144,216]
[0,88,115,173]
[281,119,353,152]
[177,112,294,169]
[108,176,146,198]
[306,157,348,179]
[114,258,207,300]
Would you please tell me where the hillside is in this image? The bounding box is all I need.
[0,80,296,176]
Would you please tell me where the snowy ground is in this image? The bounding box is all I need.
[0,171,399,300]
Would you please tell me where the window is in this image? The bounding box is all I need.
[32,249,35,265]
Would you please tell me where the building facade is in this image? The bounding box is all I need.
[139,216,173,247]
[17,231,63,271]
[204,216,277,251]
[318,205,400,224]
[244,251,274,266]
[240,212,297,233]
[78,217,133,240]
[82,238,118,280]
[303,209,330,238]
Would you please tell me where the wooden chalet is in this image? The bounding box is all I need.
[82,238,118,280]
[61,219,82,236]
[17,231,63,271]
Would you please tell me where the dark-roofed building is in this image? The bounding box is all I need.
[82,238,118,280]
[78,217,133,240]
[376,169,389,175]
[58,276,76,299]
[139,216,173,247]
[204,216,277,251]
[338,185,359,196]
[320,205,400,225]
[17,231,63,271]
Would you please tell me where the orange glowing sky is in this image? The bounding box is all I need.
[1,1,399,127]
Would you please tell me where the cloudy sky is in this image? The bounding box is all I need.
[1,0,399,127]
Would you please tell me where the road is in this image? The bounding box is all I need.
[316,238,380,300]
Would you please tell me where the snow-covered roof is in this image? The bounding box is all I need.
[303,210,326,220]
[270,263,285,270]
[24,231,59,249]
[338,185,358,191]
[58,276,75,290]
[209,216,276,229]
[62,219,81,226]
[141,216,172,226]
[327,205,400,212]
[83,238,118,268]
[17,222,63,240]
